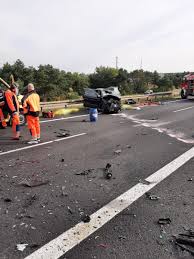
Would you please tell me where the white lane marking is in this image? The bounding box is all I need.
[25,146,194,259]
[40,114,88,123]
[173,106,194,113]
[116,113,194,144]
[0,133,86,156]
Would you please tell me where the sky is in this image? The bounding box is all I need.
[0,0,194,73]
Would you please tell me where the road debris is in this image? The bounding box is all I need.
[16,244,28,252]
[174,230,194,256]
[61,186,66,196]
[67,206,73,214]
[75,169,94,176]
[139,179,151,185]
[97,244,108,249]
[145,192,160,200]
[19,178,49,187]
[57,132,71,138]
[158,218,171,225]
[104,163,112,179]
[23,194,37,208]
[118,235,127,240]
[80,212,91,223]
[188,178,193,181]
[61,158,65,162]
[114,149,122,155]
[4,198,12,202]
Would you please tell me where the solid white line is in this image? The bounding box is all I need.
[173,106,194,113]
[0,133,86,156]
[40,114,88,123]
[25,146,194,259]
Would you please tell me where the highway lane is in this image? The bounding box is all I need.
[0,100,193,259]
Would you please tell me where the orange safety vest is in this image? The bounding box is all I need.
[4,89,19,114]
[23,90,40,117]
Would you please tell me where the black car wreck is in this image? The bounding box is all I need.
[83,87,122,114]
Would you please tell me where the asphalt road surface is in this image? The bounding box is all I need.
[0,100,194,259]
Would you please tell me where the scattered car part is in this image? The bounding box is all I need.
[158,218,171,225]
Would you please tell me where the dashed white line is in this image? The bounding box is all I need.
[173,106,194,113]
[40,114,88,123]
[0,133,86,156]
[24,146,194,259]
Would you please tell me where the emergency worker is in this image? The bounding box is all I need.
[23,83,40,144]
[4,84,20,139]
[0,88,7,128]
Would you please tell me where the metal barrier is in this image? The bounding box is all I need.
[40,91,173,110]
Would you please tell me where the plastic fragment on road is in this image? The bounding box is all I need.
[16,244,28,252]
[158,218,171,225]
[19,179,49,187]
[136,107,141,110]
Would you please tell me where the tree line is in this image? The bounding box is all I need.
[0,59,187,101]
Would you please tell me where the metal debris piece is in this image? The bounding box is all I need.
[16,244,28,252]
[67,206,73,214]
[114,149,122,155]
[158,218,171,225]
[61,158,65,162]
[188,178,193,181]
[19,179,49,187]
[145,192,160,200]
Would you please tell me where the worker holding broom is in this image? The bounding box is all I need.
[23,83,41,144]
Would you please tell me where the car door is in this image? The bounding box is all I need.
[83,88,101,108]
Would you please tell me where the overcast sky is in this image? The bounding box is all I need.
[0,0,194,73]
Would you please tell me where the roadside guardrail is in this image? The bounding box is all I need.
[40,91,175,110]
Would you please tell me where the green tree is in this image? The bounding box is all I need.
[89,66,119,89]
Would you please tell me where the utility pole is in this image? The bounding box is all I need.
[116,56,118,69]
[140,58,143,70]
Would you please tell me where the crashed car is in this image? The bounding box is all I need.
[83,87,121,114]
